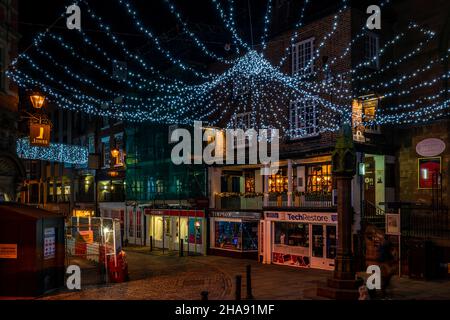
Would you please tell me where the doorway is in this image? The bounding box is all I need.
[310,224,337,270]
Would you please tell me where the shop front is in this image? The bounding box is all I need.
[261,211,338,270]
[209,211,260,259]
[144,209,206,255]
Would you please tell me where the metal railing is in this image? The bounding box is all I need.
[362,200,385,229]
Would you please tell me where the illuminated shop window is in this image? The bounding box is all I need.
[214,221,258,251]
[268,174,288,193]
[244,172,255,193]
[306,164,332,195]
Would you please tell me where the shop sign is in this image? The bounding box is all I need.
[265,211,337,224]
[210,211,261,219]
[30,123,51,147]
[0,244,17,259]
[144,209,205,218]
[265,212,279,219]
[416,138,446,157]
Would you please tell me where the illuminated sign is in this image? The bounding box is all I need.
[0,244,17,259]
[265,211,337,224]
[30,123,51,147]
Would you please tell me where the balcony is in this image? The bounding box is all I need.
[266,192,335,210]
[214,192,335,211]
[215,194,263,210]
[98,191,125,202]
[76,192,95,203]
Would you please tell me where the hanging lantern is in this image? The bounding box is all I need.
[29,93,46,109]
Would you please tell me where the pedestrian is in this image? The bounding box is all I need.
[377,238,395,298]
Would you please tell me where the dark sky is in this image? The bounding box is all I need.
[17,0,353,52]
[14,0,378,87]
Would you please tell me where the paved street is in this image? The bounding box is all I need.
[40,248,450,300]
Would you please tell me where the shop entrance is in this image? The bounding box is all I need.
[310,224,337,270]
[147,211,205,255]
[266,211,338,270]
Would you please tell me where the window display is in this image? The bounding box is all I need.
[188,218,202,244]
[214,220,258,251]
[273,222,310,267]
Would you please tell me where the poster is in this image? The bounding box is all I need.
[188,219,202,244]
[78,230,94,244]
[44,228,56,260]
[418,157,441,189]
[386,214,400,235]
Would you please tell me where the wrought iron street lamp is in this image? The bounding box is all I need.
[29,92,46,109]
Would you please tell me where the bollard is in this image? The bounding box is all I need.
[180,239,184,257]
[149,236,153,252]
[201,291,209,301]
[246,264,254,300]
[235,275,242,301]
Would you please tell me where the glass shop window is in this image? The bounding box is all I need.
[242,221,258,251]
[214,221,258,251]
[244,172,255,193]
[306,163,332,195]
[274,222,309,247]
[215,221,242,250]
[268,174,288,193]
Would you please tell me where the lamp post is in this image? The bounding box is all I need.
[317,123,363,299]
[29,92,46,110]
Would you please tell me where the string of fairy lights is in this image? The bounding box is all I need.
[16,138,89,165]
[7,0,449,139]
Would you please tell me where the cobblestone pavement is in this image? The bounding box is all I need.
[41,248,450,300]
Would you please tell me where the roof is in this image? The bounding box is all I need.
[0,203,64,220]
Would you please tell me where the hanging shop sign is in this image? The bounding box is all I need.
[0,244,17,259]
[416,138,446,157]
[29,123,51,147]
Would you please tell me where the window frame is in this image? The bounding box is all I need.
[364,32,380,69]
[292,37,315,76]
[289,99,319,139]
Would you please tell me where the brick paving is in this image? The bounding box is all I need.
[40,249,450,300]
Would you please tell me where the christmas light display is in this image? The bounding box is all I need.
[6,0,449,134]
[16,138,89,165]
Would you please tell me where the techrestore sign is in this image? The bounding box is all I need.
[265,212,337,224]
